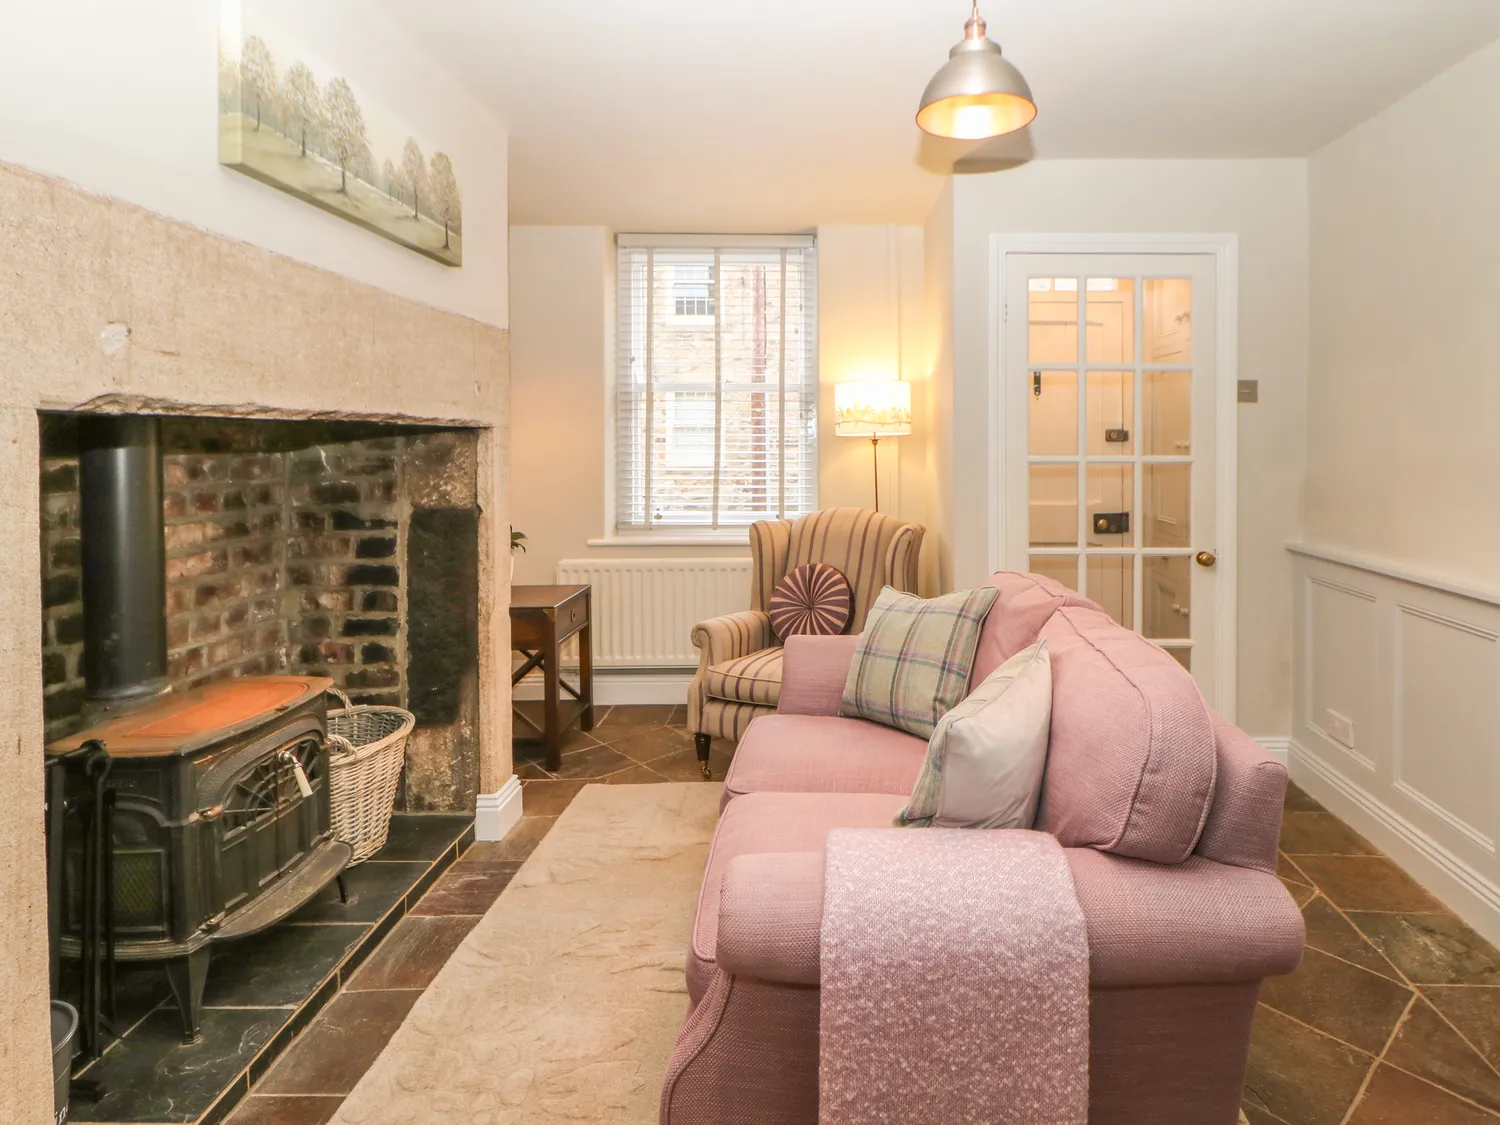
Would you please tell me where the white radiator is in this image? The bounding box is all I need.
[555,558,754,669]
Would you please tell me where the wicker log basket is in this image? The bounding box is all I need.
[325,688,414,865]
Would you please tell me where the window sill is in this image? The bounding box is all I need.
[588,532,751,547]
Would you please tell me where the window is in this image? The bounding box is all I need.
[615,236,818,534]
[672,264,716,317]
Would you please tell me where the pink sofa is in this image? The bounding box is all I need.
[660,572,1304,1125]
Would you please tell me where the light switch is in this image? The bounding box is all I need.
[1237,380,1259,404]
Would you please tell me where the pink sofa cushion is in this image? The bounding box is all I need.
[723,715,927,803]
[688,791,908,1004]
[778,634,860,716]
[971,571,1097,686]
[1036,606,1218,864]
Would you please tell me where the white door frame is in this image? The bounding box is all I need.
[988,233,1240,720]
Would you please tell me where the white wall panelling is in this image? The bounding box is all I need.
[1289,543,1500,947]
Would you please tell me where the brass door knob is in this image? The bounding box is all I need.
[1195,551,1217,568]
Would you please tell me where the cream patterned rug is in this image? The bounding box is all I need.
[332,783,722,1125]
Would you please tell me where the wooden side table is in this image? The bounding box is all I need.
[510,584,594,772]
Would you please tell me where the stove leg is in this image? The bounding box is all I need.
[164,948,211,1043]
[336,874,349,905]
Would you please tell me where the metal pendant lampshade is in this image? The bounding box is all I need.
[917,2,1036,141]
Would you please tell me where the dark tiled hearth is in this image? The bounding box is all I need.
[1244,783,1500,1123]
[70,814,472,1125]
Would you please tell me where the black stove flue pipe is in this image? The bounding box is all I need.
[78,415,168,705]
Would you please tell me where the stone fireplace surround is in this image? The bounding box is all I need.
[0,160,512,1123]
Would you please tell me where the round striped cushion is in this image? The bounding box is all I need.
[769,563,853,640]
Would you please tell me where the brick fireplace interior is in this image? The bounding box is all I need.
[40,413,483,812]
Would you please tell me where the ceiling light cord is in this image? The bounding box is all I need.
[965,3,987,41]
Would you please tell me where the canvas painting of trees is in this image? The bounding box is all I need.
[219,12,462,266]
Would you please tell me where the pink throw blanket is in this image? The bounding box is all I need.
[820,828,1089,1125]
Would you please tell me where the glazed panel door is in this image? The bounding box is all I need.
[1003,253,1220,702]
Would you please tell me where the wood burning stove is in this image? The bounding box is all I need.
[45,416,351,1044]
[48,677,352,1042]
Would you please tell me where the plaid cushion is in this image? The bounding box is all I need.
[840,585,1001,739]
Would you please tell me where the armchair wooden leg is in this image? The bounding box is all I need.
[694,733,713,780]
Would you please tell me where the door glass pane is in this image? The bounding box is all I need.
[1030,465,1078,547]
[1029,555,1079,591]
[1143,464,1190,548]
[1086,463,1134,547]
[1143,556,1191,640]
[1086,371,1134,455]
[1143,370,1191,455]
[1163,646,1191,672]
[1144,278,1192,362]
[1029,371,1077,456]
[1029,280,1078,364]
[1087,555,1134,628]
[1086,278,1134,364]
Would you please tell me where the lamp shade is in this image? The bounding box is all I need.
[834,381,912,437]
[917,7,1036,141]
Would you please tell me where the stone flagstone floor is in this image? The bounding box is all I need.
[227,706,1500,1124]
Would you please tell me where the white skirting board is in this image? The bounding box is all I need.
[1289,740,1500,950]
[1254,737,1290,765]
[513,670,695,707]
[475,775,523,842]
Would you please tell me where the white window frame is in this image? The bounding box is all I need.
[598,233,818,546]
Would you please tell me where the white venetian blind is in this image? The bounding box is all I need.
[615,235,818,533]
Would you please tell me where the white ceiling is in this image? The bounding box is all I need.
[382,0,1500,230]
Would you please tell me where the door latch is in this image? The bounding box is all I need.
[1093,512,1130,536]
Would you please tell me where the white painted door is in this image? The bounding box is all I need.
[1002,254,1222,702]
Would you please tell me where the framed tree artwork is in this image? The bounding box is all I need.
[219,0,463,266]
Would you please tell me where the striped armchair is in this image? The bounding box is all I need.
[689,508,924,777]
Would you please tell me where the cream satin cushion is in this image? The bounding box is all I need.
[895,642,1052,829]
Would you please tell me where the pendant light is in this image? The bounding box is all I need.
[917,2,1036,141]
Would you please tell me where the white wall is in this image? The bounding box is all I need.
[943,160,1310,737]
[1290,39,1500,942]
[508,225,931,589]
[1306,36,1500,582]
[0,0,507,327]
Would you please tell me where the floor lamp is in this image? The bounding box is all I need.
[834,381,912,513]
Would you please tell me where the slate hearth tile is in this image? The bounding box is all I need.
[1279,811,1380,856]
[368,813,473,861]
[259,990,420,1096]
[346,915,479,990]
[288,860,428,924]
[225,1094,345,1125]
[1243,1004,1374,1125]
[464,816,556,864]
[203,922,367,1008]
[1349,912,1500,986]
[610,724,696,764]
[516,761,553,780]
[1384,998,1500,1113]
[409,861,521,915]
[1301,897,1404,982]
[63,961,173,1063]
[1284,782,1326,813]
[1349,1064,1500,1125]
[1260,946,1412,1053]
[520,778,586,816]
[1292,856,1447,913]
[550,741,634,779]
[1425,987,1500,1068]
[604,765,668,784]
[1279,877,1317,908]
[70,1007,284,1124]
